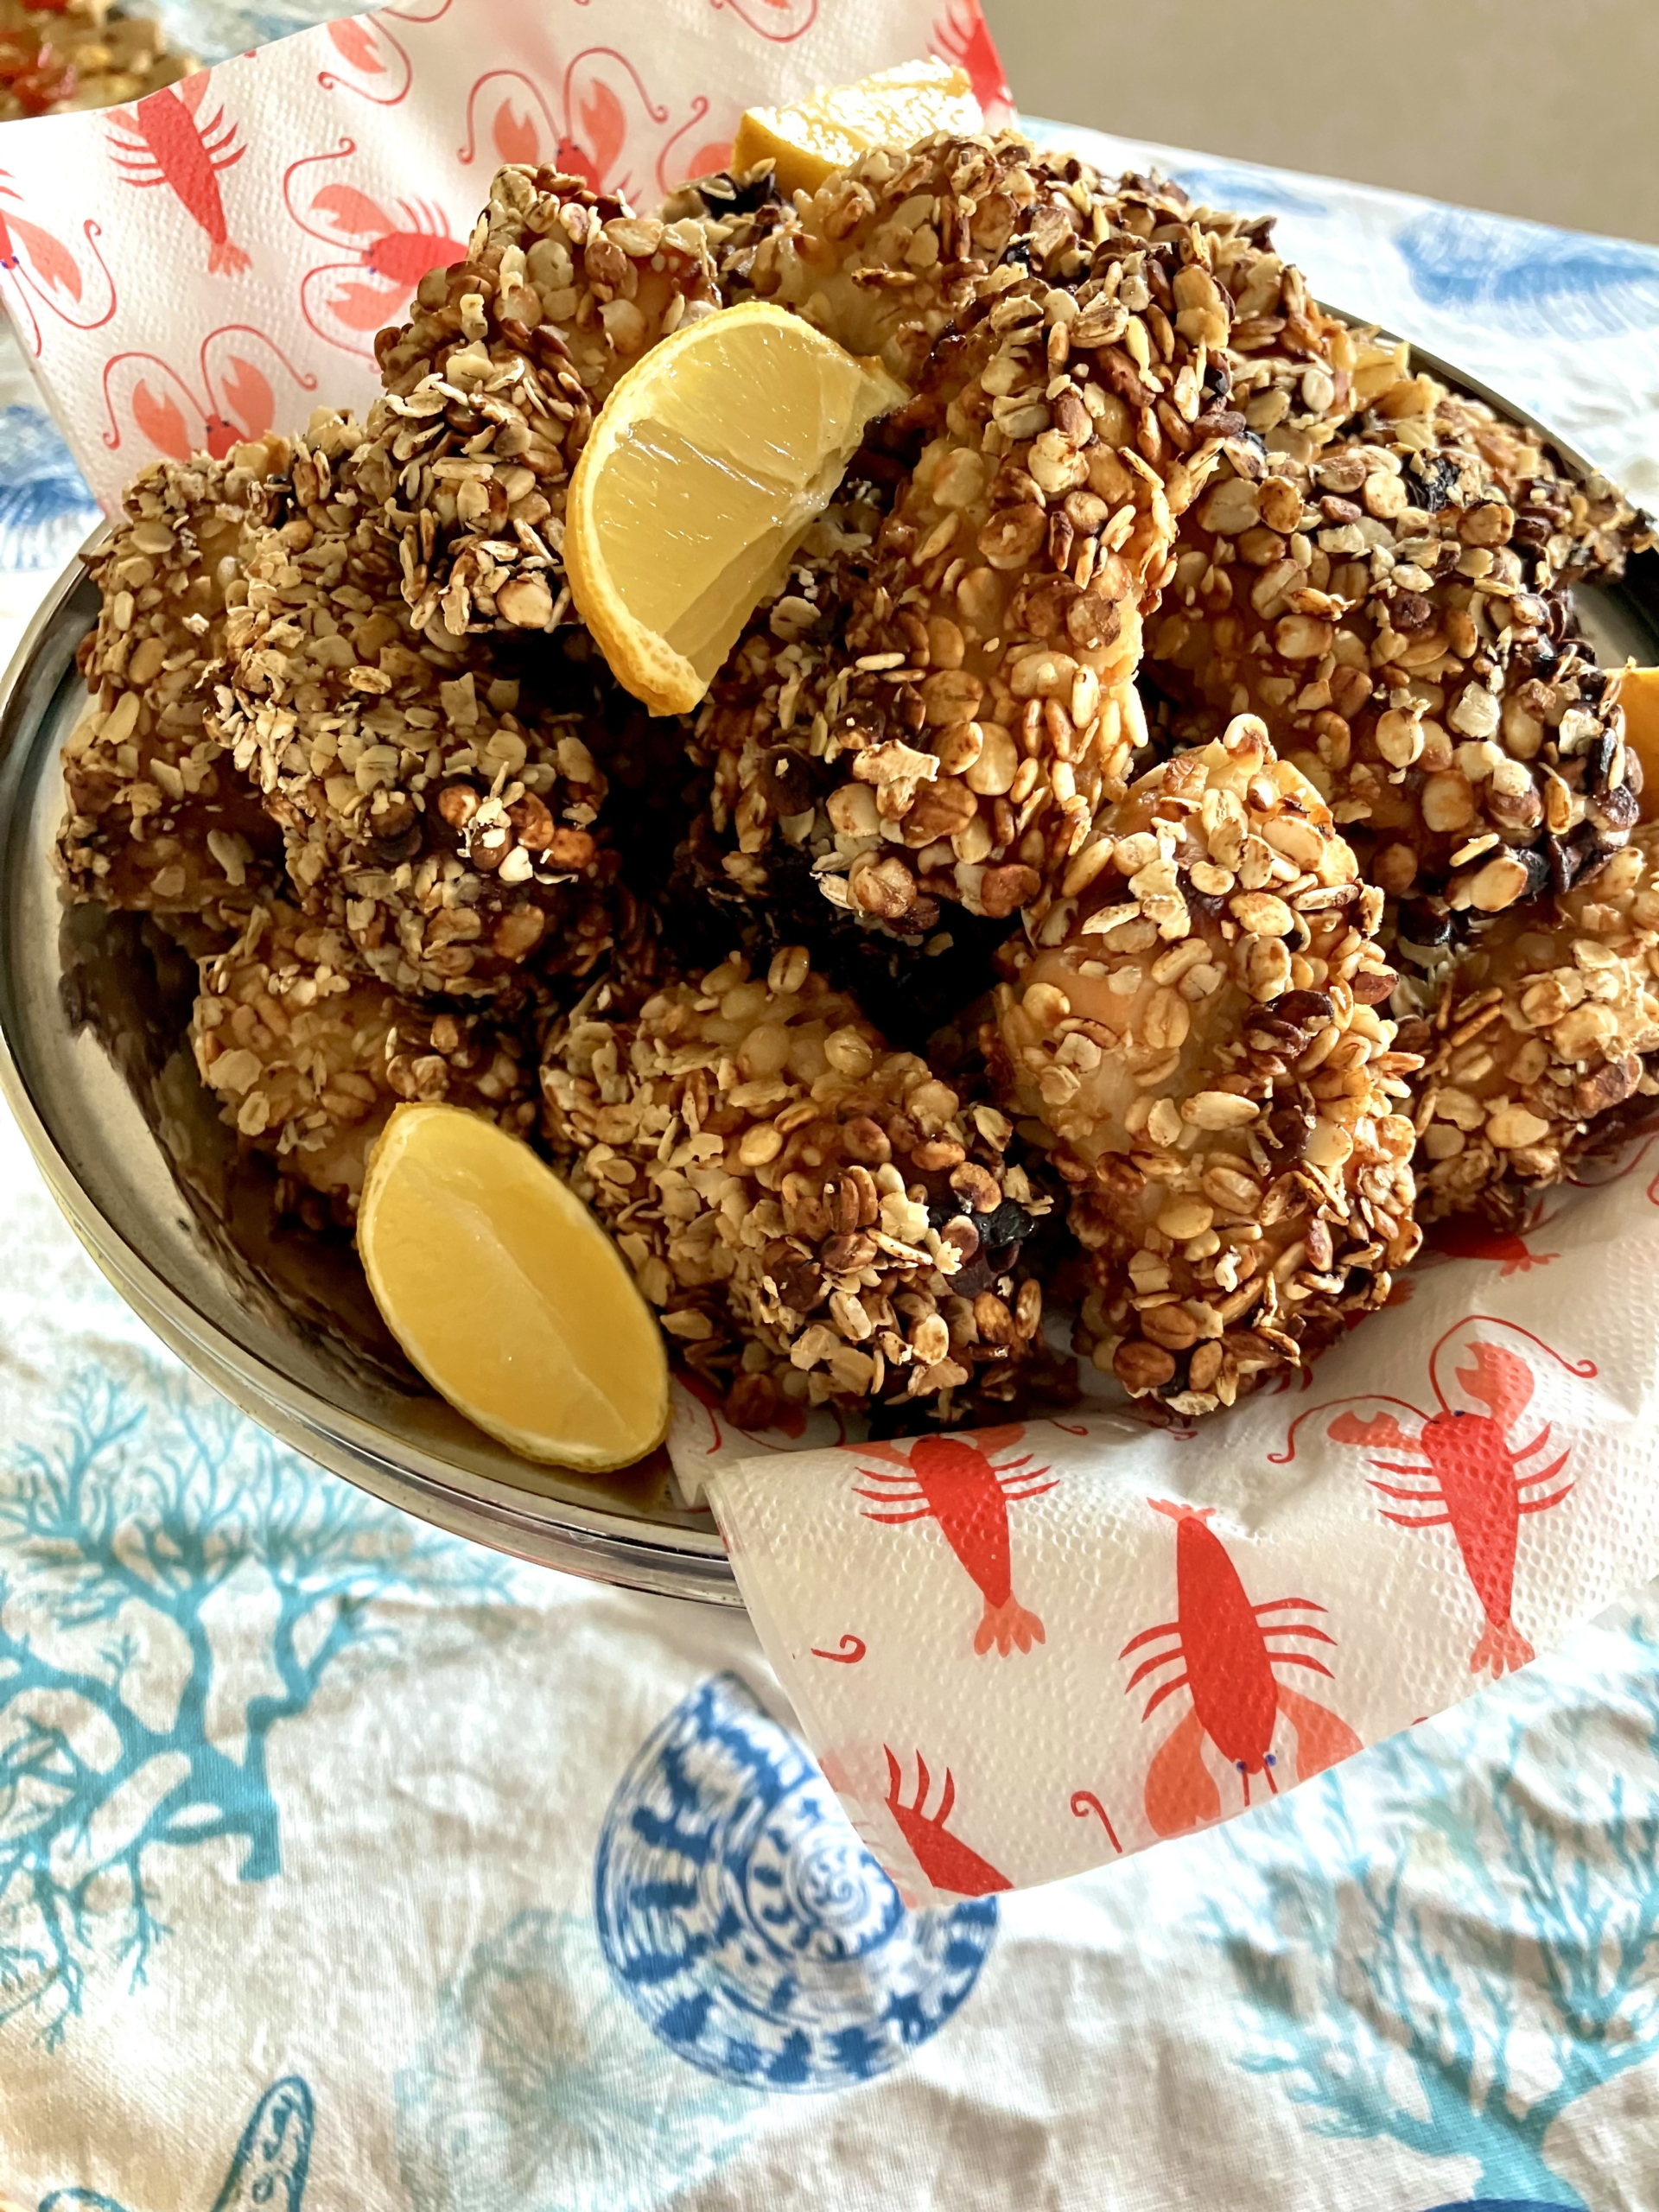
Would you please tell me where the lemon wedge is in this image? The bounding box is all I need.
[564,298,904,715]
[1618,665,1659,817]
[733,60,982,198]
[358,1104,669,1471]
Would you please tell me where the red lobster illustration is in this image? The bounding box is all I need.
[884,1748,1010,1897]
[1122,1501,1363,1840]
[708,0,819,40]
[282,141,465,353]
[107,73,249,277]
[854,1427,1055,1657]
[1274,1316,1594,1679]
[459,56,726,205]
[317,16,413,108]
[1425,1203,1559,1276]
[100,326,317,461]
[0,175,115,356]
[931,0,1014,118]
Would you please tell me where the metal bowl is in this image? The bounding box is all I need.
[0,550,738,1603]
[3,338,1656,1607]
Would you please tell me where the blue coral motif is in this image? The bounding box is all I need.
[0,404,98,571]
[38,2075,314,2211]
[1202,1615,1659,2209]
[0,1358,512,2045]
[1394,205,1659,337]
[594,1672,996,2091]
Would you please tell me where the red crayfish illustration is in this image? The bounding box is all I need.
[282,141,465,354]
[459,54,728,205]
[708,0,822,43]
[0,173,115,356]
[931,0,1014,118]
[1425,1202,1559,1277]
[854,1427,1056,1657]
[107,73,250,277]
[1122,1501,1363,1840]
[316,14,415,108]
[884,1748,1010,1897]
[1273,1315,1594,1679]
[100,325,317,461]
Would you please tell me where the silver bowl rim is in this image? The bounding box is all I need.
[0,545,740,1603]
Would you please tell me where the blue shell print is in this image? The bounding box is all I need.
[1394,205,1659,338]
[594,1672,997,2091]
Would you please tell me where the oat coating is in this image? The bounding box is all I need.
[211,409,624,1001]
[541,947,1057,1425]
[992,718,1419,1412]
[371,163,721,642]
[191,899,537,1218]
[57,439,290,918]
[1410,828,1659,1224]
[692,143,1263,935]
[1147,425,1637,917]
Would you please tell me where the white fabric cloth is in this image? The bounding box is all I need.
[3,95,1659,2212]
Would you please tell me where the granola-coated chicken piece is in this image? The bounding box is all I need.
[191,901,537,1219]
[991,719,1419,1414]
[1410,828,1659,1224]
[213,411,625,1001]
[1429,387,1649,585]
[693,147,1264,936]
[57,440,290,918]
[540,947,1059,1425]
[371,163,721,642]
[1146,426,1637,918]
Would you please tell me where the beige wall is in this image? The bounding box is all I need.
[982,0,1659,245]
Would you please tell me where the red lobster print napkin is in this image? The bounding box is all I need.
[708,1140,1659,1899]
[0,0,1011,507]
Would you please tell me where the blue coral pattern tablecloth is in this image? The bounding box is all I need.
[4,17,1659,2200]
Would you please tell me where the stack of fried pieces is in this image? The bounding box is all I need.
[55,134,1659,1437]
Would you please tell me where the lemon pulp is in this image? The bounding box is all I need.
[732,60,982,198]
[359,1104,669,1471]
[1618,665,1659,817]
[565,300,903,715]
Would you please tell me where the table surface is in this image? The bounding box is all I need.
[3,46,1659,2212]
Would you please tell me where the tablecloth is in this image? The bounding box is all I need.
[3,41,1659,2207]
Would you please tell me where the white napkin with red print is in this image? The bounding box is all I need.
[710,1142,1659,1899]
[0,0,1010,507]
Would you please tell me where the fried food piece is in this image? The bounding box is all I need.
[990,717,1419,1413]
[213,411,623,1001]
[540,947,1058,1424]
[1410,829,1659,1223]
[371,163,721,642]
[1192,238,1649,582]
[58,440,289,918]
[1147,426,1637,915]
[1429,387,1649,584]
[694,148,1273,936]
[191,900,536,1219]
